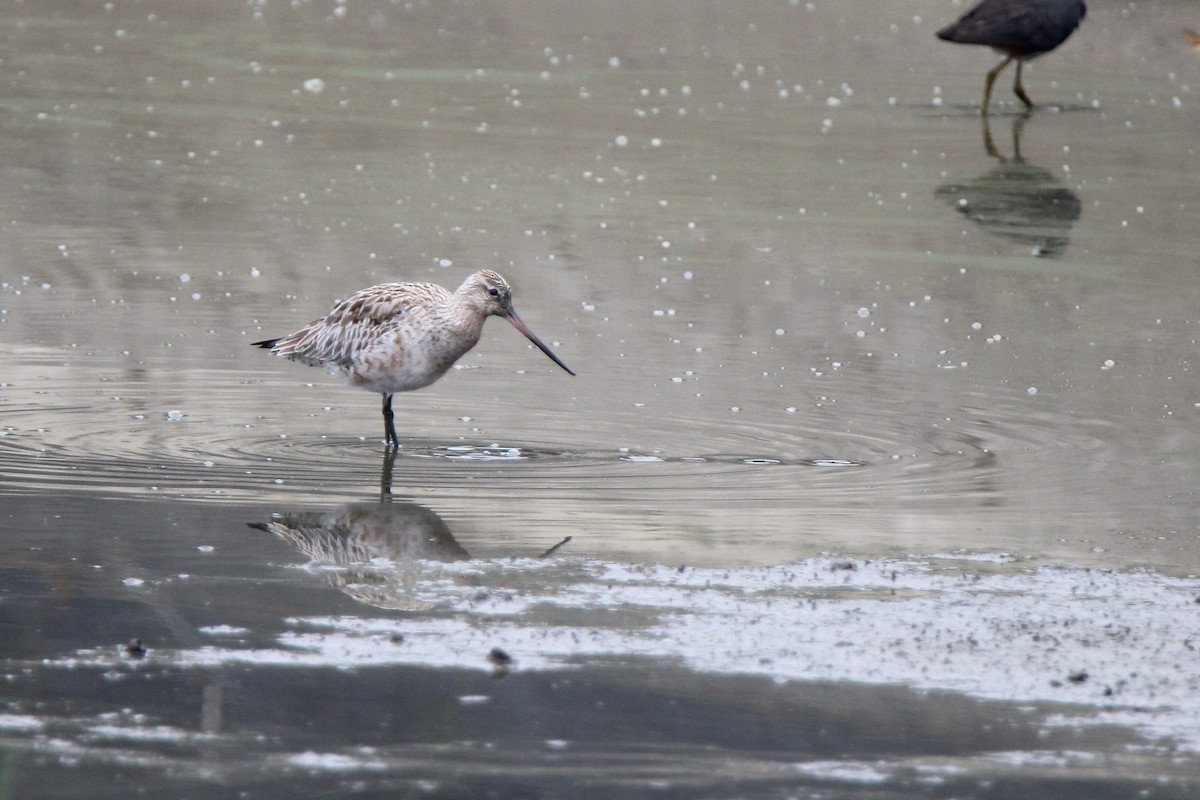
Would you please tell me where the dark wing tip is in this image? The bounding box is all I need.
[251,338,279,349]
[935,17,977,43]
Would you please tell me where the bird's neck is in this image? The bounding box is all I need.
[443,293,490,340]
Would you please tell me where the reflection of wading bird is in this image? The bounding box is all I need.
[936,0,1087,114]
[250,501,470,611]
[252,270,574,447]
[251,501,569,610]
[250,451,572,610]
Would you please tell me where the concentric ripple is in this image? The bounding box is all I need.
[0,359,1118,514]
[5,348,1170,570]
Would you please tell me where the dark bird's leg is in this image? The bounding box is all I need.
[1010,110,1030,160]
[981,114,1000,159]
[1011,60,1034,109]
[981,54,1014,115]
[382,393,400,449]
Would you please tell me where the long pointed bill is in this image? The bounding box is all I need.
[504,309,575,376]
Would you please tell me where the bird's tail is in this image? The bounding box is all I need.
[251,338,280,349]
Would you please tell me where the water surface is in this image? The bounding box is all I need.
[2,1,1199,797]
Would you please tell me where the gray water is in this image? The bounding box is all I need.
[2,1,1199,798]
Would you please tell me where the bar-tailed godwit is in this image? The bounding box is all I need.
[252,269,574,447]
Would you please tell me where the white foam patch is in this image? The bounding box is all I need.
[87,724,198,742]
[0,714,44,731]
[792,760,890,784]
[985,749,1099,768]
[64,555,1200,751]
[287,751,387,771]
[927,551,1018,563]
[198,625,249,637]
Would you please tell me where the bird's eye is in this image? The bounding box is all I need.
[488,287,501,297]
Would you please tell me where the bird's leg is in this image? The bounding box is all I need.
[380,446,398,501]
[1011,110,1031,161]
[980,114,1001,159]
[382,393,400,449]
[981,55,1014,115]
[1012,59,1033,109]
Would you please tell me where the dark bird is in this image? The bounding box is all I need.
[936,0,1087,114]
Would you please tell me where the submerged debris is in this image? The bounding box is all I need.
[487,647,513,668]
[488,647,514,679]
[537,536,572,559]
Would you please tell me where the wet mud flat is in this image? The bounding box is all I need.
[3,490,1200,798]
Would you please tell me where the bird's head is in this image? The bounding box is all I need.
[458,269,574,376]
[462,269,513,316]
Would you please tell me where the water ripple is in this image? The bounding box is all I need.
[0,363,1124,529]
[0,401,1065,509]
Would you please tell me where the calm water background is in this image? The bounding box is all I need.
[1,1,1199,797]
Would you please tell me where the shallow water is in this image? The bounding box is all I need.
[2,1,1199,797]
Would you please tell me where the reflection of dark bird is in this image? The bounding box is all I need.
[936,0,1087,114]
[252,270,574,449]
[934,114,1081,258]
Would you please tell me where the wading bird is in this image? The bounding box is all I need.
[936,0,1086,114]
[252,270,574,447]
